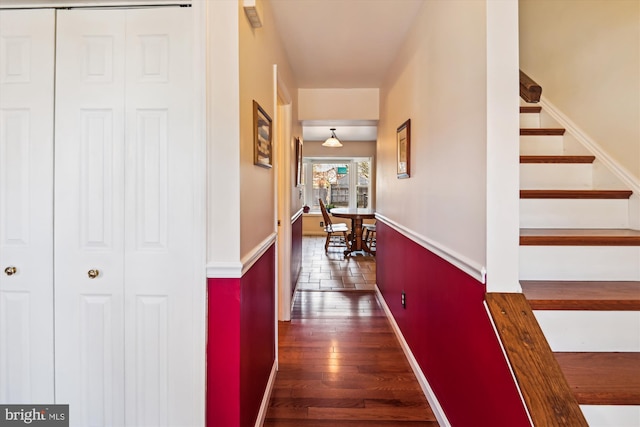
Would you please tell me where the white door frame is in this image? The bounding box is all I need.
[274,66,293,327]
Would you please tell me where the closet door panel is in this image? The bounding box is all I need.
[123,8,197,426]
[0,9,55,404]
[54,10,126,426]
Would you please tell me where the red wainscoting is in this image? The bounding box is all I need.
[376,222,531,427]
[290,214,303,298]
[207,244,276,427]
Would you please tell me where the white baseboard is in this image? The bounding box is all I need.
[374,286,451,427]
[254,360,278,427]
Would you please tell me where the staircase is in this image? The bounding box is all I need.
[518,102,640,426]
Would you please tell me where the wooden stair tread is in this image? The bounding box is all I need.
[520,189,633,199]
[520,106,542,113]
[520,228,640,246]
[521,281,640,310]
[555,352,640,405]
[520,155,595,164]
[521,128,566,136]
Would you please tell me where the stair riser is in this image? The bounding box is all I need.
[520,135,565,155]
[520,199,630,229]
[581,405,640,427]
[520,246,640,280]
[534,310,640,351]
[520,113,540,128]
[520,163,593,189]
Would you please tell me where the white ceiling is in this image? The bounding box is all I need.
[269,0,425,142]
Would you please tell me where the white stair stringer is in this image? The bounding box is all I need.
[520,163,593,190]
[533,310,640,352]
[520,199,629,229]
[519,246,640,281]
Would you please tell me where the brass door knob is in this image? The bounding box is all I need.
[88,269,100,279]
[4,266,17,276]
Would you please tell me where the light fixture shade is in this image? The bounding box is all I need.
[322,128,343,147]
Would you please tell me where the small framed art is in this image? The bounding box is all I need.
[397,119,411,179]
[253,100,272,168]
[295,137,303,186]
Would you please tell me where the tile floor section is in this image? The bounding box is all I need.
[298,236,377,291]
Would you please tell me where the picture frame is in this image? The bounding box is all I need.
[253,100,273,168]
[294,137,303,186]
[397,119,411,179]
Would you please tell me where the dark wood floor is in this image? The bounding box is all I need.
[263,290,439,426]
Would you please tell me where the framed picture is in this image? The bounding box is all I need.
[397,119,411,179]
[294,137,303,186]
[253,100,272,168]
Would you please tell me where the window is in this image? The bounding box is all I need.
[303,157,372,211]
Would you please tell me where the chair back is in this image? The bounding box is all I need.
[318,199,333,226]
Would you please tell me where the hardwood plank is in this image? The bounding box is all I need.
[520,105,542,113]
[307,406,435,422]
[520,128,565,135]
[520,228,640,246]
[555,352,640,405]
[520,189,632,199]
[266,288,436,425]
[486,293,588,426]
[264,420,438,427]
[520,155,595,164]
[521,281,640,310]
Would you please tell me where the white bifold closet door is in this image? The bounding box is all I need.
[0,10,55,404]
[54,7,197,427]
[0,9,55,404]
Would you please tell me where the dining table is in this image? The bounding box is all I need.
[329,207,376,255]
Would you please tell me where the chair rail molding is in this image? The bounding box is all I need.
[375,214,486,284]
[206,232,277,279]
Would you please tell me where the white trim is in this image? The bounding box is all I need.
[206,233,277,279]
[291,208,303,223]
[254,360,278,427]
[376,214,487,284]
[191,2,207,425]
[539,96,640,196]
[241,232,277,276]
[374,286,451,427]
[205,261,244,279]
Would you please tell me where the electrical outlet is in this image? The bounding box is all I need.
[320,221,324,227]
[401,291,406,308]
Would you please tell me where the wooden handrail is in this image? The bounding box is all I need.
[520,70,542,103]
[486,293,588,426]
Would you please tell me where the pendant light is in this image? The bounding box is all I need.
[322,128,343,147]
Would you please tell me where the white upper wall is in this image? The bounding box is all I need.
[378,0,488,276]
[520,0,640,181]
[298,88,379,121]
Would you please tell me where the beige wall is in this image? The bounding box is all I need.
[239,0,298,257]
[377,0,488,267]
[520,0,640,181]
[303,140,376,158]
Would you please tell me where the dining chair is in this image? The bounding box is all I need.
[318,199,350,253]
[363,223,376,252]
